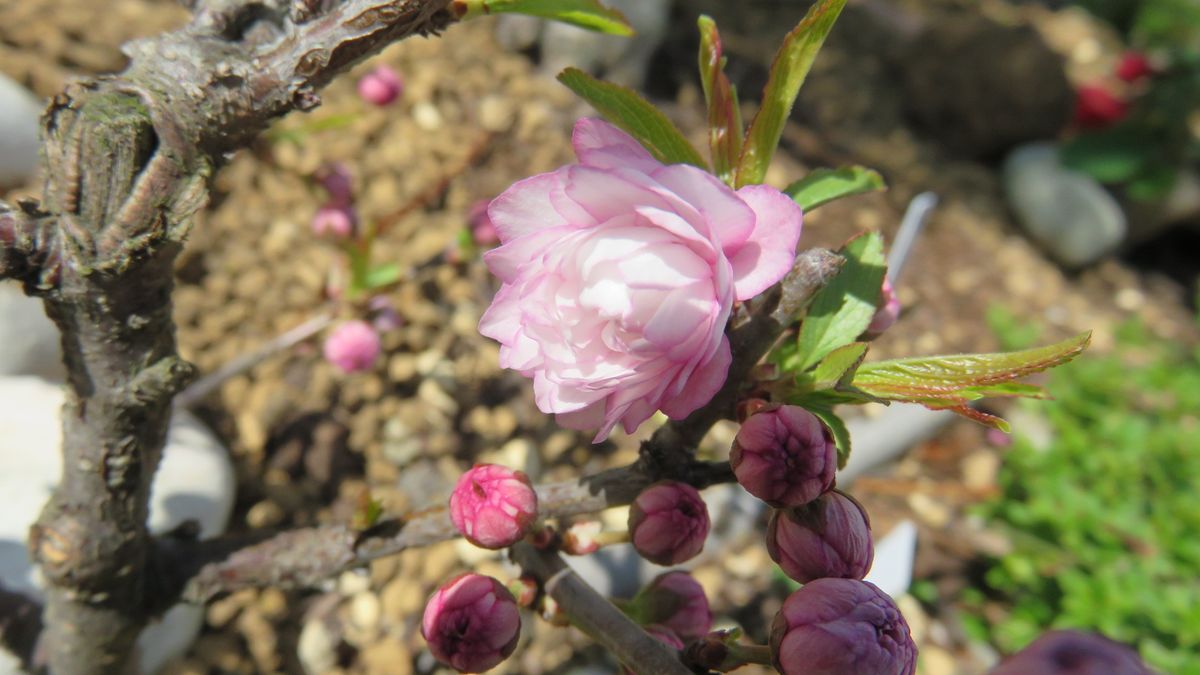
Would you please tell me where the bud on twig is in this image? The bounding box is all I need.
[628,481,711,566]
[450,464,538,549]
[731,405,837,508]
[766,490,873,583]
[323,320,381,373]
[422,573,521,673]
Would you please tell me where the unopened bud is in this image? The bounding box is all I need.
[449,463,538,550]
[991,630,1151,675]
[766,490,873,583]
[357,64,404,106]
[731,405,837,508]
[864,277,901,338]
[311,204,356,239]
[422,573,521,673]
[770,578,916,675]
[632,571,712,642]
[323,320,380,373]
[468,199,499,246]
[628,481,710,566]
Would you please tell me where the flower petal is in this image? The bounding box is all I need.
[572,118,660,173]
[489,171,593,242]
[729,184,804,301]
[651,165,755,251]
[660,336,731,419]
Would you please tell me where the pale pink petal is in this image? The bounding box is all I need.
[477,284,522,342]
[728,184,804,301]
[651,165,755,250]
[488,171,593,242]
[660,337,731,419]
[572,118,660,173]
[644,284,714,352]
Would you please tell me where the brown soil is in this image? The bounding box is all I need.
[2,1,1196,674]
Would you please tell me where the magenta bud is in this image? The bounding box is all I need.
[628,481,710,566]
[770,578,916,675]
[766,490,873,583]
[730,405,837,508]
[357,64,403,106]
[864,277,901,338]
[322,320,381,373]
[468,199,500,246]
[991,630,1151,675]
[422,573,521,673]
[633,571,713,642]
[315,162,354,206]
[311,204,357,239]
[449,463,538,549]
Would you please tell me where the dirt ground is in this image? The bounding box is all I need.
[2,1,1197,673]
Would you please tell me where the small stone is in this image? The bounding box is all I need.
[360,640,413,675]
[257,588,288,621]
[338,570,372,596]
[381,418,422,468]
[417,379,458,416]
[962,451,1000,492]
[478,94,515,132]
[348,591,382,635]
[907,493,951,529]
[381,576,425,623]
[246,499,286,528]
[412,101,443,130]
[297,619,338,675]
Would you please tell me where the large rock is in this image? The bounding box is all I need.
[0,377,236,674]
[1004,142,1127,267]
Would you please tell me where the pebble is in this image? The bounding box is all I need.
[961,450,1001,492]
[297,618,339,675]
[246,499,286,528]
[381,576,425,623]
[478,94,515,132]
[360,640,413,675]
[412,101,443,131]
[907,492,952,529]
[348,591,383,638]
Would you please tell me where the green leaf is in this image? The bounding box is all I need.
[808,404,852,468]
[363,263,404,290]
[1060,128,1153,184]
[557,68,709,169]
[785,166,886,211]
[698,16,743,184]
[452,0,633,35]
[807,342,869,390]
[852,332,1092,429]
[788,231,886,372]
[735,0,847,187]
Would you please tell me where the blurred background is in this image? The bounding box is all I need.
[0,0,1197,673]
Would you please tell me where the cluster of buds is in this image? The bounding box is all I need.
[1074,51,1159,131]
[311,162,358,241]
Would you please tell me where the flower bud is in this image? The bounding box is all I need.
[632,571,713,642]
[766,490,873,583]
[323,320,380,373]
[628,481,710,566]
[770,578,916,675]
[991,630,1151,675]
[357,64,403,106]
[311,204,357,239]
[315,162,354,207]
[864,277,900,338]
[449,463,538,549]
[422,573,521,673]
[730,405,836,508]
[468,199,499,246]
[1115,52,1154,83]
[1074,84,1129,130]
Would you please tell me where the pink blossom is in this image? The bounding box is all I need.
[1074,85,1129,130]
[766,490,874,583]
[478,118,803,441]
[357,65,403,106]
[422,573,521,673]
[449,463,538,549]
[628,480,710,566]
[633,571,713,642]
[322,320,380,373]
[731,404,837,507]
[311,204,356,239]
[864,277,901,338]
[770,578,916,675]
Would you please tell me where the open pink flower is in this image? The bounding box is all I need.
[478,119,803,441]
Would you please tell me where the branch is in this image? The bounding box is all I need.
[510,543,692,675]
[0,585,43,671]
[0,199,61,291]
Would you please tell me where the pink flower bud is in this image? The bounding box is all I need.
[770,578,916,675]
[628,481,711,566]
[1074,84,1129,130]
[315,162,354,207]
[311,204,356,239]
[730,405,837,508]
[468,199,499,247]
[766,490,873,583]
[422,573,521,673]
[633,571,713,642]
[864,277,901,338]
[449,463,538,549]
[322,320,380,373]
[991,630,1151,675]
[357,65,403,106]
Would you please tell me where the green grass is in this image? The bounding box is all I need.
[972,308,1200,674]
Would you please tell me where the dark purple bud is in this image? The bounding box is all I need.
[990,630,1152,675]
[770,578,916,675]
[422,573,521,673]
[766,490,873,583]
[730,405,837,507]
[633,571,713,642]
[628,481,710,566]
[315,162,354,207]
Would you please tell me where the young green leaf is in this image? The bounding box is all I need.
[807,404,852,468]
[735,0,847,187]
[363,262,404,290]
[451,0,633,35]
[785,166,886,211]
[788,231,887,372]
[852,332,1092,429]
[557,68,709,169]
[805,341,869,390]
[698,16,743,184]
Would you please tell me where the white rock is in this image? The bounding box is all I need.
[0,376,236,674]
[0,282,64,381]
[0,74,42,189]
[1004,142,1127,267]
